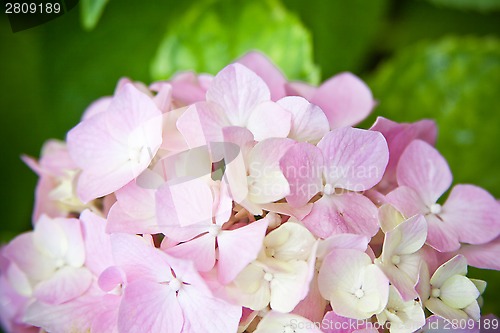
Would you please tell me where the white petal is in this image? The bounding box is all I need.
[430,255,468,288]
[440,275,480,309]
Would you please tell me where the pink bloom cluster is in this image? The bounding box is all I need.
[1,52,499,333]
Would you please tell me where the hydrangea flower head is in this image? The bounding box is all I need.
[1,52,499,333]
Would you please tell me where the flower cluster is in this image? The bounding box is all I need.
[1,52,499,333]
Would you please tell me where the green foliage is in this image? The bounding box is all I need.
[369,36,500,197]
[151,0,319,83]
[80,0,110,30]
[425,0,500,12]
[284,0,389,78]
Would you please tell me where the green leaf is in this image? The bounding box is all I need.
[80,0,110,30]
[368,37,500,197]
[284,0,389,78]
[425,0,500,12]
[150,0,319,83]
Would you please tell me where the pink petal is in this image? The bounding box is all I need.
[152,145,211,183]
[81,96,112,120]
[24,292,105,333]
[5,262,31,297]
[177,102,230,147]
[98,266,127,293]
[56,217,86,267]
[156,178,214,227]
[169,72,209,105]
[280,142,323,207]
[206,63,271,126]
[277,96,329,143]
[397,140,452,206]
[166,255,213,296]
[37,139,77,176]
[177,284,241,333]
[166,234,216,272]
[285,81,317,100]
[217,218,269,284]
[160,223,213,243]
[260,202,313,221]
[114,180,156,218]
[458,236,500,270]
[311,73,374,128]
[3,233,54,283]
[67,84,162,202]
[378,262,419,302]
[370,117,437,193]
[80,210,113,276]
[318,127,389,191]
[110,234,172,283]
[317,233,370,259]
[34,266,92,304]
[441,184,500,245]
[303,193,379,239]
[32,175,64,222]
[426,214,460,252]
[118,280,183,333]
[246,101,291,141]
[247,138,295,204]
[292,271,328,323]
[236,51,287,101]
[386,186,427,218]
[160,107,189,152]
[149,81,172,112]
[107,201,162,235]
[222,144,250,205]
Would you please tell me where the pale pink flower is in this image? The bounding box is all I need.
[387,140,500,252]
[280,127,389,238]
[177,63,292,146]
[318,248,389,320]
[107,233,242,333]
[375,213,427,301]
[22,140,85,221]
[369,116,437,194]
[417,255,481,322]
[67,83,163,202]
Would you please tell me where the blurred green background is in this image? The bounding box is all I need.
[1,0,499,320]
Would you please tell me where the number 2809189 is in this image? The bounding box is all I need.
[5,2,61,14]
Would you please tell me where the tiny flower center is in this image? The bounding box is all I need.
[391,255,401,265]
[283,325,296,333]
[323,184,334,196]
[208,225,221,237]
[267,212,281,228]
[354,288,365,299]
[430,203,442,215]
[431,287,441,298]
[169,278,182,292]
[264,273,274,282]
